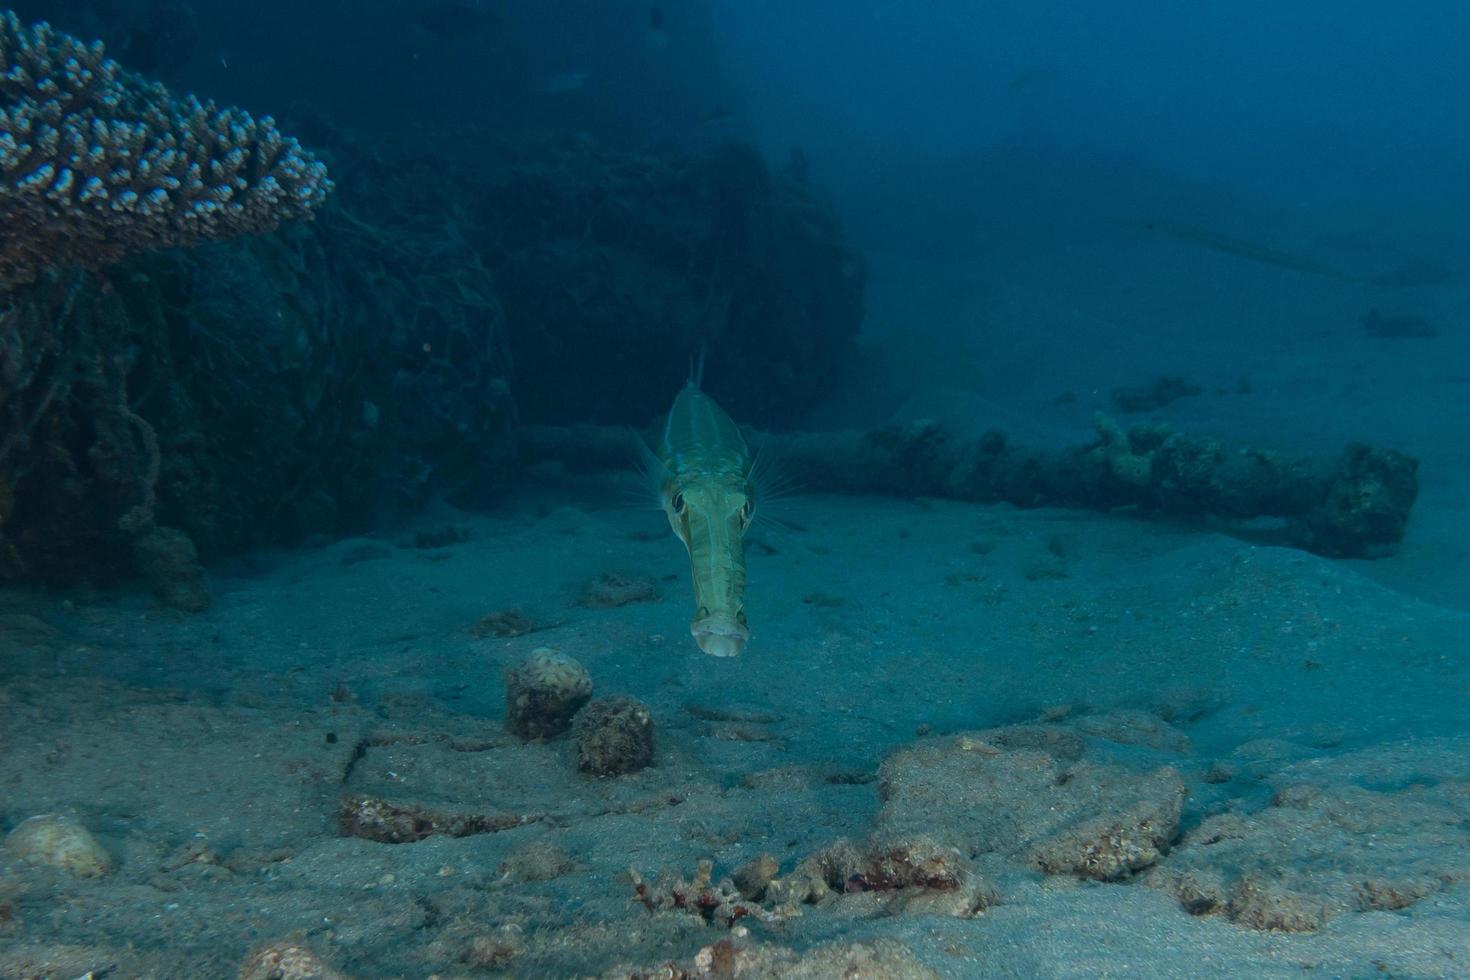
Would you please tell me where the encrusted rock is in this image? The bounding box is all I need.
[4,814,114,877]
[238,942,348,980]
[1149,741,1470,931]
[874,727,1186,882]
[132,526,211,612]
[731,853,780,900]
[498,838,575,883]
[575,695,655,776]
[504,647,593,740]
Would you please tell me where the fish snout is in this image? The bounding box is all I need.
[691,612,748,658]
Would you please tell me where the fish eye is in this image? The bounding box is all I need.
[670,492,686,513]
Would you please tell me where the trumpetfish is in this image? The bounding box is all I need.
[1116,218,1362,282]
[647,367,756,657]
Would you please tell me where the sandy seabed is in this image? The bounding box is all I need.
[2,478,1468,977]
[3,241,1469,977]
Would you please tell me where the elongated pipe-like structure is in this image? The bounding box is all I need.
[522,415,1417,559]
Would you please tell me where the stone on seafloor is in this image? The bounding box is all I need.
[132,526,211,612]
[575,695,655,776]
[503,647,593,740]
[732,853,780,900]
[3,813,115,877]
[237,942,349,980]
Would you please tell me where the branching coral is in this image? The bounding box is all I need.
[0,11,331,287]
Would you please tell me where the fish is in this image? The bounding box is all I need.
[700,104,736,125]
[1370,259,1454,288]
[646,363,756,657]
[1117,218,1362,282]
[543,71,590,94]
[646,5,670,50]
[414,0,492,39]
[1008,67,1062,91]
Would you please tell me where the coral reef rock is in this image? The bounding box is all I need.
[238,941,348,980]
[3,813,115,877]
[131,525,211,611]
[1150,737,1470,932]
[504,647,593,740]
[875,726,1187,882]
[575,695,655,776]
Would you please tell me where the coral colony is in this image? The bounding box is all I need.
[0,12,331,288]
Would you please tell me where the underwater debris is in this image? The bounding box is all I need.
[503,648,593,740]
[525,416,1420,558]
[575,695,655,776]
[1361,309,1437,338]
[1111,375,1203,413]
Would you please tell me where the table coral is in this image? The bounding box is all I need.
[0,12,331,287]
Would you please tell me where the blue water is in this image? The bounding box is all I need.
[1,2,1468,976]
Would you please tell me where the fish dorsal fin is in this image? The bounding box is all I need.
[690,346,707,391]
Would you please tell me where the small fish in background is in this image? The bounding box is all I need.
[700,104,736,126]
[543,71,590,94]
[645,5,669,51]
[1117,218,1361,282]
[414,0,492,39]
[784,145,810,185]
[1370,259,1455,289]
[1008,67,1062,91]
[117,0,200,79]
[1361,309,1438,339]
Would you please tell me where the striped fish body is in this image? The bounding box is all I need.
[656,383,755,657]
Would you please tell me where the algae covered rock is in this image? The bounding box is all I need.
[874,726,1186,881]
[238,942,348,980]
[131,526,211,612]
[504,647,593,740]
[4,813,115,877]
[575,695,655,776]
